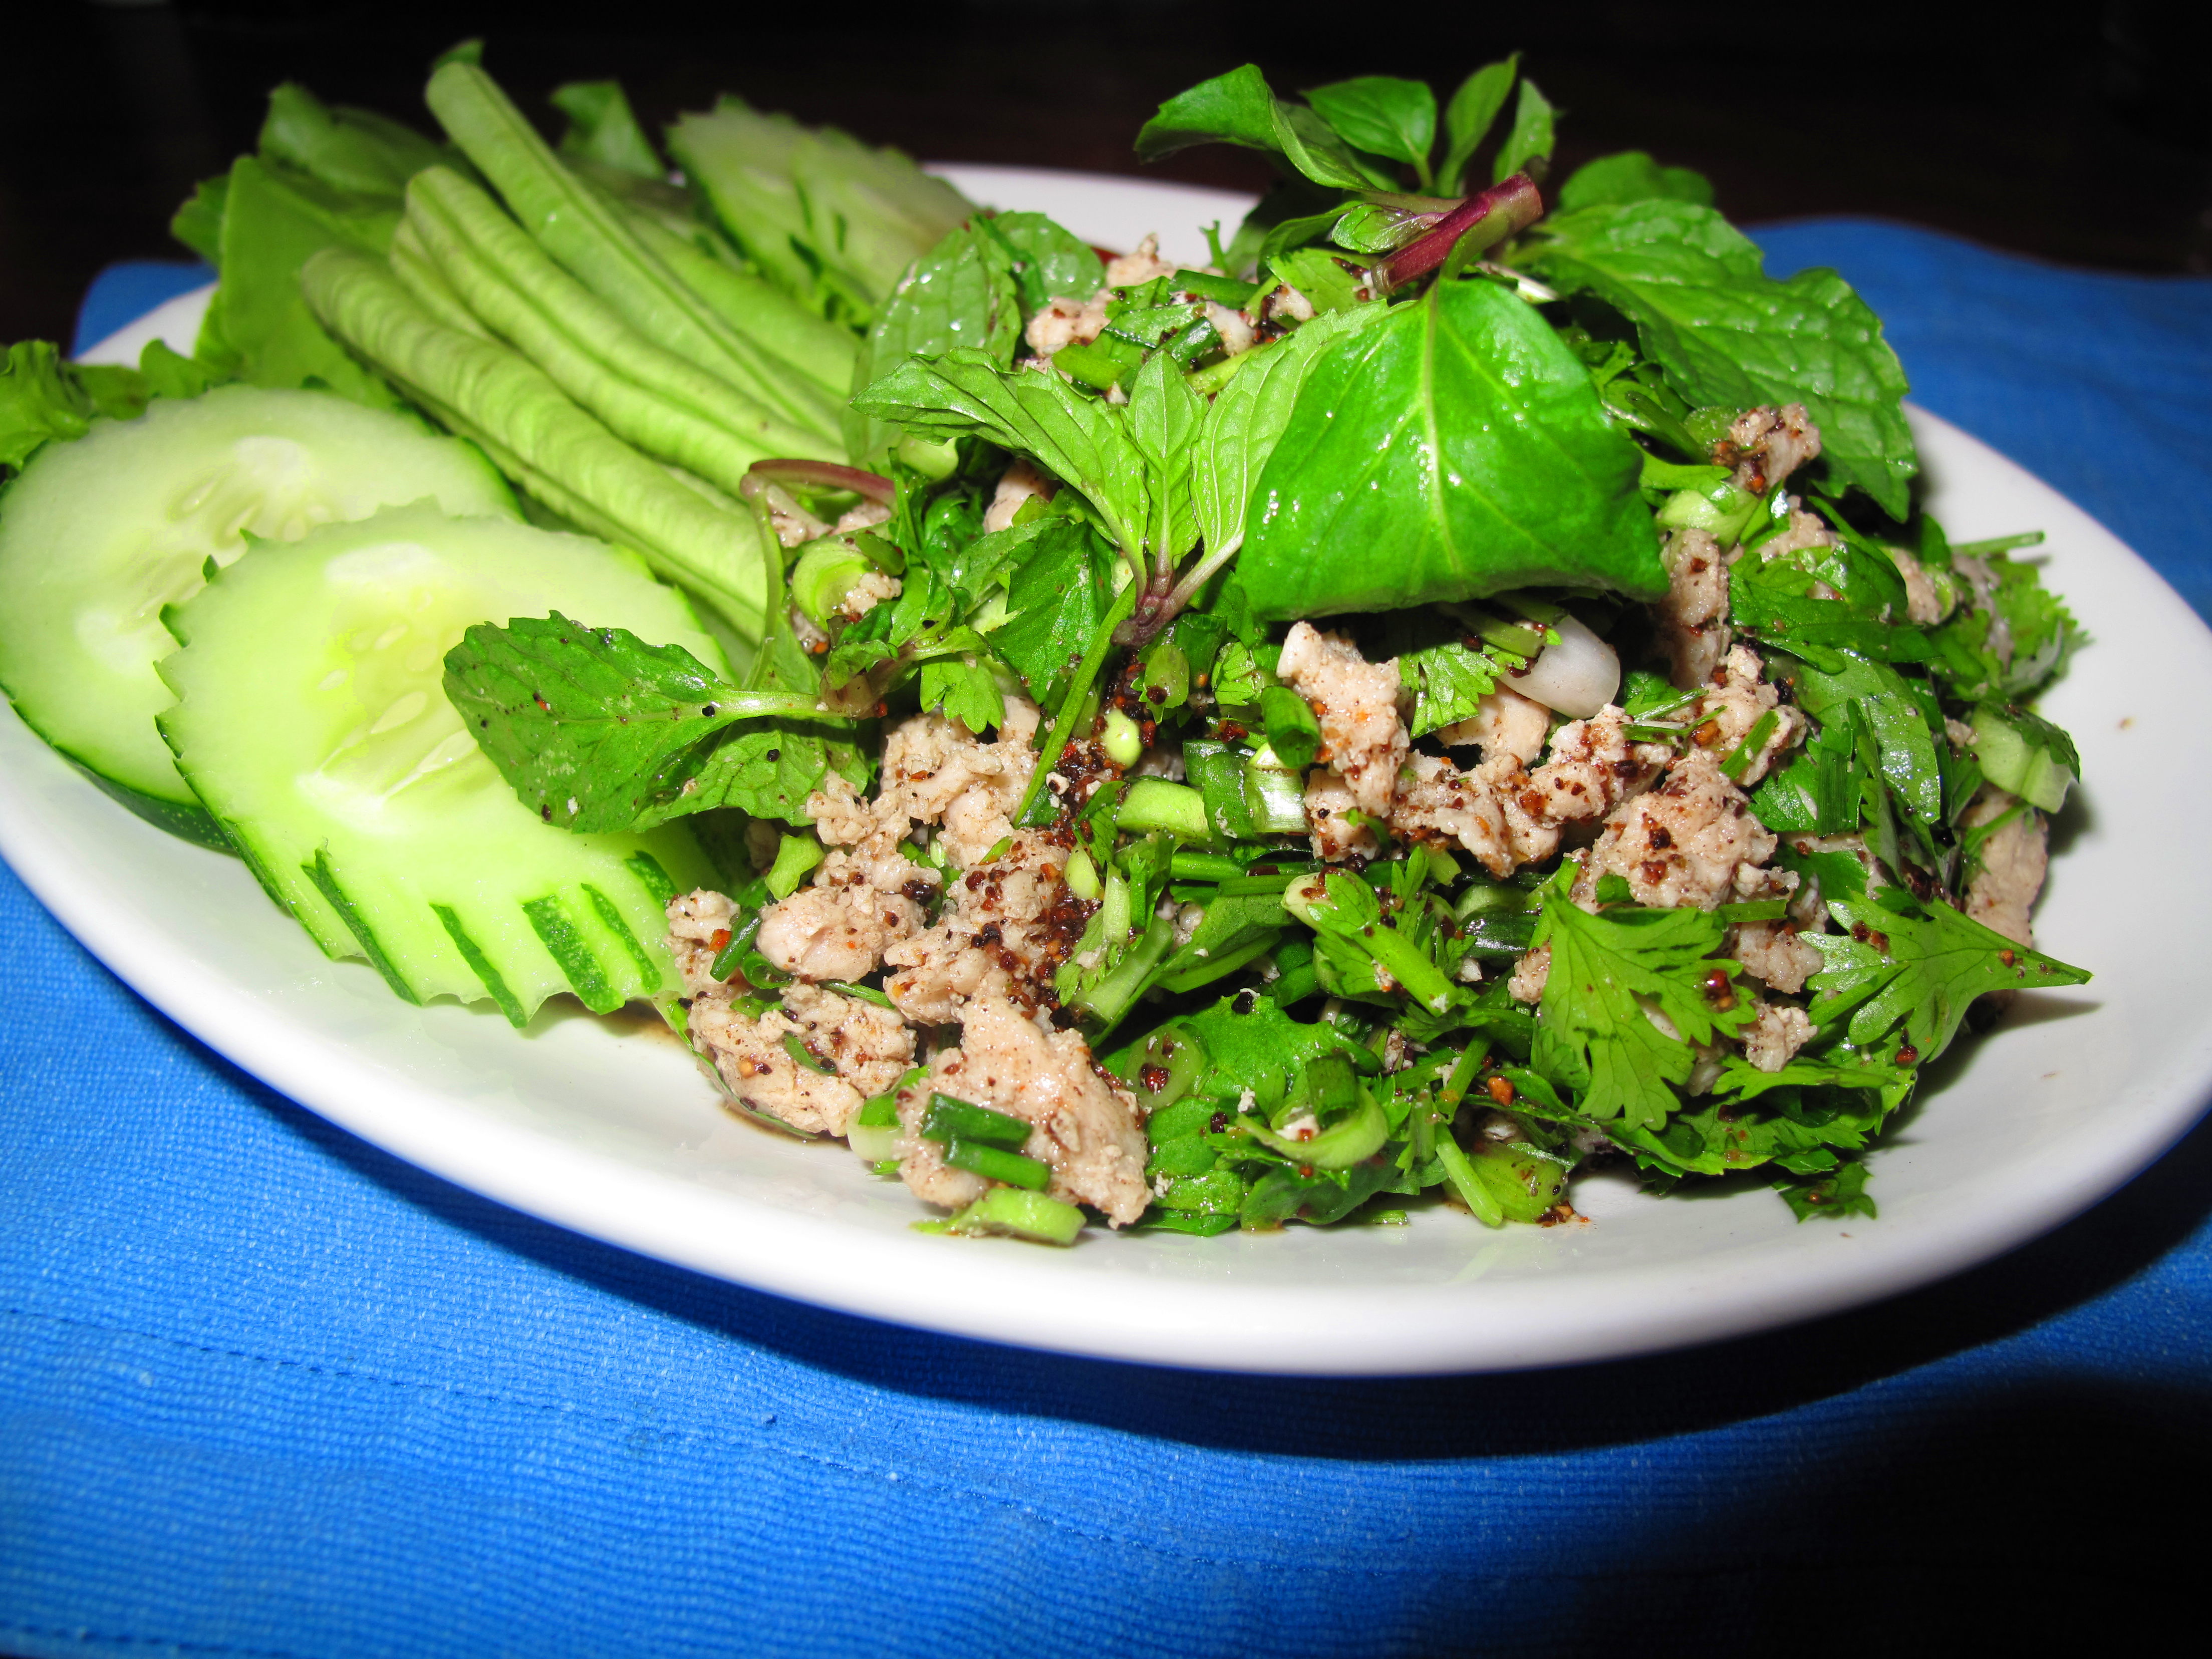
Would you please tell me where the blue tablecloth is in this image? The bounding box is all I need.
[8,225,2211,1655]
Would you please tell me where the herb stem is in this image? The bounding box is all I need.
[1379,172,1545,292]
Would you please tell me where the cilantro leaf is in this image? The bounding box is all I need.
[1401,638,1502,737]
[443,613,857,832]
[1525,199,1915,517]
[1530,867,1753,1130]
[1802,893,2090,1066]
[918,654,1005,737]
[1776,1158,1878,1222]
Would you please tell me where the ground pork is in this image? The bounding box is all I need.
[1509,943,1551,1004]
[1741,1000,1815,1072]
[1437,685,1550,763]
[688,982,916,1137]
[755,844,934,982]
[1716,404,1822,494]
[1303,767,1379,863]
[1886,545,1948,624]
[1756,505,1839,563]
[1023,293,1109,358]
[884,829,1076,1024]
[831,568,902,622]
[807,698,1043,871]
[981,459,1055,532]
[1205,299,1256,356]
[666,888,737,997]
[1103,233,1174,290]
[1684,644,1803,787]
[1962,786,2049,947]
[1730,919,1825,995]
[1390,751,1560,878]
[1518,706,1674,828]
[1276,621,1408,820]
[1582,752,1783,911]
[895,991,1150,1225]
[1656,526,1735,689]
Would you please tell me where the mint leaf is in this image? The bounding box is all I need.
[1526,199,1915,517]
[1239,276,1664,620]
[1803,893,2089,1066]
[984,518,1117,708]
[852,347,1151,563]
[1555,151,1715,211]
[1531,868,1753,1130]
[443,613,855,832]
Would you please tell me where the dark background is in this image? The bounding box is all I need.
[6,1,2211,345]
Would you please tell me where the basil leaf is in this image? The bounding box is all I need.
[1303,76,1437,175]
[1438,56,1518,195]
[1238,278,1664,620]
[1555,151,1715,211]
[1526,199,1916,517]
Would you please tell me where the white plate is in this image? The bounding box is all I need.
[10,167,2209,1376]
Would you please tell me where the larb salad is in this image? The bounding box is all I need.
[0,47,2090,1247]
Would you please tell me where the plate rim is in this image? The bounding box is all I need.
[13,167,2211,1375]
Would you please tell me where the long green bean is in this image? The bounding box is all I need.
[302,247,768,639]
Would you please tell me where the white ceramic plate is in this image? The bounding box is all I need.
[8,167,2209,1376]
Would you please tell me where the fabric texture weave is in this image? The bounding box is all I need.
[4,224,2210,1656]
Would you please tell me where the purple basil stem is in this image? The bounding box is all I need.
[742,457,898,504]
[1379,172,1545,291]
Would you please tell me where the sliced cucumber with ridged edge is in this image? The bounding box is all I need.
[0,385,515,847]
[157,504,720,1023]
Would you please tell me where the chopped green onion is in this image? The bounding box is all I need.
[1101,707,1144,767]
[944,1187,1085,1246]
[781,1032,837,1075]
[1259,684,1321,772]
[1117,778,1210,840]
[1170,268,1255,307]
[1242,761,1309,836]
[820,980,896,1008]
[1433,1132,1507,1227]
[920,1092,1031,1150]
[1065,844,1102,901]
[1719,709,1780,781]
[944,1138,1052,1190]
[1171,850,1243,882]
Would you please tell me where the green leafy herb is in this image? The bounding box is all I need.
[1802,893,2089,1066]
[1555,151,1715,212]
[443,612,860,831]
[1438,57,1519,194]
[1490,80,1556,184]
[1238,275,1664,620]
[1526,200,1915,517]
[1135,64,1384,191]
[1302,76,1438,184]
[1531,866,1753,1130]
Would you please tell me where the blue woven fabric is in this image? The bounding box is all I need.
[6,226,2210,1656]
[70,261,215,358]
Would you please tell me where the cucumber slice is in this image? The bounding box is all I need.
[0,385,514,844]
[157,504,721,1023]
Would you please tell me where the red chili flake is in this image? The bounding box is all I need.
[708,928,731,953]
[1998,948,2017,966]
[1896,1045,1919,1066]
[1487,1075,1516,1107]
